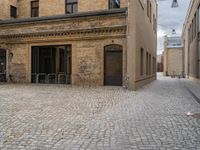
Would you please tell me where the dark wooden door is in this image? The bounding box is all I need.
[0,50,6,82]
[104,45,122,86]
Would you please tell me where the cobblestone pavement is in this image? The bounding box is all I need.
[0,75,200,150]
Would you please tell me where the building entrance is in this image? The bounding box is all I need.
[31,45,72,84]
[0,49,6,82]
[104,45,122,86]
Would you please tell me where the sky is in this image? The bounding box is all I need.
[157,0,190,54]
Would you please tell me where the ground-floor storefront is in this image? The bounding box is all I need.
[0,40,126,87]
[0,8,157,90]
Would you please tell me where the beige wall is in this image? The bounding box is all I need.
[39,0,65,17]
[3,38,126,84]
[0,0,157,90]
[1,0,127,19]
[127,0,157,90]
[0,12,126,85]
[79,0,127,12]
[163,35,183,76]
[182,0,200,79]
[165,48,183,76]
[0,0,18,19]
[18,0,31,18]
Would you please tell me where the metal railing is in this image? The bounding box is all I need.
[1,72,129,89]
[0,72,6,83]
[32,73,71,85]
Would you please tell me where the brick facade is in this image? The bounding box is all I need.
[163,35,184,76]
[182,0,200,79]
[0,0,157,90]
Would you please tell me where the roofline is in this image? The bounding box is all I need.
[166,36,182,38]
[167,46,183,49]
[0,7,127,25]
[182,0,195,36]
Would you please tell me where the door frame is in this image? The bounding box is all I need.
[31,45,72,84]
[104,44,123,86]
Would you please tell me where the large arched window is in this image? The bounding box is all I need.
[109,0,120,9]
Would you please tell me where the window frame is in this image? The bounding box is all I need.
[149,54,151,75]
[65,0,78,14]
[147,0,149,18]
[109,0,120,9]
[31,0,39,17]
[198,5,200,32]
[140,48,144,76]
[146,52,149,75]
[149,2,152,22]
[10,5,17,18]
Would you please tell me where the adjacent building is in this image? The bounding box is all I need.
[163,33,184,76]
[0,0,157,90]
[182,0,200,80]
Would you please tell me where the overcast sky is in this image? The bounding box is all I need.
[157,0,190,54]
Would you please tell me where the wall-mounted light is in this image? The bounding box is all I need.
[171,0,178,8]
[9,52,13,58]
[157,0,179,8]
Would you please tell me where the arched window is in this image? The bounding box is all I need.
[109,0,120,9]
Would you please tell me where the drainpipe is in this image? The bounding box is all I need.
[125,0,129,88]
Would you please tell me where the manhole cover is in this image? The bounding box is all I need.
[187,112,200,119]
[191,113,200,119]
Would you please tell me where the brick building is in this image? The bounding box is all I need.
[182,0,200,80]
[163,34,183,77]
[0,0,157,90]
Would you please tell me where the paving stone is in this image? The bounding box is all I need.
[0,74,200,149]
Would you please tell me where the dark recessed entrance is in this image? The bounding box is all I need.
[104,45,122,86]
[0,49,6,82]
[31,45,72,84]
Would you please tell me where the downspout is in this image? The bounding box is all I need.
[125,0,129,88]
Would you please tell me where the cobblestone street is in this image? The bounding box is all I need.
[0,75,200,150]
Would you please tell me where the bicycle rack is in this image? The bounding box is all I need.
[36,73,46,83]
[31,73,37,83]
[47,73,57,84]
[58,74,67,84]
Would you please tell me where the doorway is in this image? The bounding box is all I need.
[31,45,72,84]
[0,49,6,82]
[104,45,122,86]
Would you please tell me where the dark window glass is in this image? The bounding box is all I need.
[153,57,156,74]
[140,48,144,75]
[109,0,120,9]
[194,13,196,38]
[59,48,65,72]
[10,6,17,18]
[147,0,149,17]
[149,54,151,75]
[66,0,78,14]
[150,2,152,22]
[31,0,39,17]
[199,5,200,32]
[146,52,149,75]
